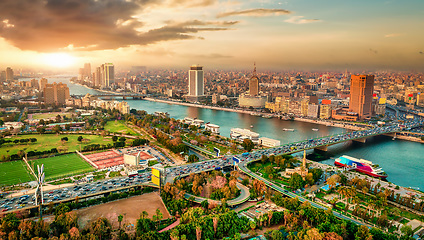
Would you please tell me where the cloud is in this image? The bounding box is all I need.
[136,20,235,45]
[166,0,216,7]
[217,8,291,18]
[0,0,234,52]
[284,16,320,24]
[384,33,400,38]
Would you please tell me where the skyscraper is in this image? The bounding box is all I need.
[188,65,204,97]
[102,63,114,88]
[349,75,374,119]
[84,63,91,80]
[5,67,13,81]
[95,67,101,87]
[43,82,70,105]
[39,78,48,92]
[249,64,259,96]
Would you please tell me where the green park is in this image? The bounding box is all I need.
[0,134,114,158]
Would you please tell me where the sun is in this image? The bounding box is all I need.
[42,53,76,68]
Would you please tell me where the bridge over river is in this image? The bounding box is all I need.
[165,120,424,226]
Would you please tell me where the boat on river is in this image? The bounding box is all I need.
[335,155,388,179]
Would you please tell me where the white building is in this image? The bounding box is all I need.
[230,128,260,143]
[188,65,204,97]
[205,123,220,134]
[259,137,281,147]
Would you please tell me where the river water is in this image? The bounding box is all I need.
[33,76,424,190]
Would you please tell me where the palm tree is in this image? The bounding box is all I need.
[118,214,123,229]
[140,211,148,219]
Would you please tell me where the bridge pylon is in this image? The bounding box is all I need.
[352,137,367,143]
[314,145,328,152]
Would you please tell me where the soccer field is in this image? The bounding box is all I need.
[0,153,94,186]
[0,160,35,186]
[29,154,95,181]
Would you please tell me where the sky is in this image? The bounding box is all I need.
[0,0,423,72]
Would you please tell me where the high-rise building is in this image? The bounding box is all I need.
[102,63,114,87]
[84,63,91,80]
[249,64,259,96]
[39,78,48,92]
[95,67,101,87]
[0,71,5,82]
[188,65,204,97]
[349,75,374,119]
[43,82,70,105]
[30,79,39,89]
[5,67,13,81]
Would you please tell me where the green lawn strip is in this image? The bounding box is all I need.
[0,160,35,186]
[104,120,138,135]
[0,134,113,156]
[28,153,94,182]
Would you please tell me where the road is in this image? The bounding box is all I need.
[184,182,250,206]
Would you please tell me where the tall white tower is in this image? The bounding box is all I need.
[188,65,204,97]
[103,63,114,87]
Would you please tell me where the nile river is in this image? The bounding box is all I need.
[37,76,424,190]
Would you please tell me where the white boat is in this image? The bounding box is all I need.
[250,125,253,128]
[282,128,295,131]
[312,128,319,131]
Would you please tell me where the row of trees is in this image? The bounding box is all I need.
[0,137,37,146]
[0,147,58,162]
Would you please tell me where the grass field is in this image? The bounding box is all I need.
[0,134,113,157]
[29,153,94,181]
[104,120,138,136]
[0,161,35,186]
[31,112,72,120]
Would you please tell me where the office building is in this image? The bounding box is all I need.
[249,64,259,96]
[239,64,267,108]
[43,82,70,105]
[320,104,332,119]
[95,67,101,87]
[84,63,91,80]
[188,65,204,97]
[30,79,39,89]
[349,75,374,119]
[39,78,48,92]
[5,67,13,81]
[102,63,114,88]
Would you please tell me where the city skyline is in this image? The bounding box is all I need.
[0,0,423,71]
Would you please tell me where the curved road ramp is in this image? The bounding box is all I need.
[184,182,250,206]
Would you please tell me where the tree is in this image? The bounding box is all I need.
[118,214,123,229]
[242,139,255,152]
[201,200,209,210]
[36,127,46,134]
[355,225,372,240]
[61,137,68,142]
[112,136,118,142]
[188,154,199,163]
[52,125,62,134]
[65,124,71,131]
[119,136,126,142]
[77,136,83,142]
[288,173,305,190]
[91,217,111,240]
[400,225,414,238]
